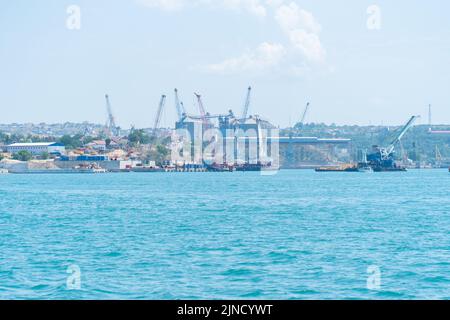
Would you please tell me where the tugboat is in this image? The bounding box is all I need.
[357,163,373,173]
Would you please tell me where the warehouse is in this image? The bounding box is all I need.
[6,142,66,155]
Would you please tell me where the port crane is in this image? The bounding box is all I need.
[298,102,311,129]
[153,95,167,133]
[241,86,252,120]
[174,89,186,121]
[194,93,212,127]
[367,115,419,169]
[287,102,311,165]
[105,94,120,137]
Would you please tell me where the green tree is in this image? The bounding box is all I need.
[58,134,84,149]
[40,152,49,160]
[128,129,150,147]
[13,150,32,161]
[154,144,170,165]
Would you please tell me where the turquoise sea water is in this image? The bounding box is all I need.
[0,169,449,299]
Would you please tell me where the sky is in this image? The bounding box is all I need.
[1,0,449,128]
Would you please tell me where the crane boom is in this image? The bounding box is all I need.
[386,115,419,155]
[299,102,310,127]
[153,95,166,132]
[241,86,252,119]
[194,93,210,126]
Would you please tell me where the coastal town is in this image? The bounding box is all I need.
[0,95,449,174]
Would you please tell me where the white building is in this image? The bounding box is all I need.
[86,140,107,152]
[6,142,66,155]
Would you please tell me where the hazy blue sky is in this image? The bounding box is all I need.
[1,0,449,128]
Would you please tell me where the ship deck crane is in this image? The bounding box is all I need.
[380,115,419,160]
[367,115,419,169]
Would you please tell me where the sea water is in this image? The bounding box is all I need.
[0,169,449,299]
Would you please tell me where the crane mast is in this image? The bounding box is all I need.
[153,95,167,133]
[299,102,311,128]
[174,89,185,121]
[194,93,210,127]
[241,86,252,119]
[105,94,119,137]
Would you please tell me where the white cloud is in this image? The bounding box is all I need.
[275,2,326,63]
[204,2,326,74]
[289,29,326,62]
[206,42,285,74]
[137,0,185,11]
[222,0,267,17]
[137,0,267,16]
[138,0,327,74]
[275,2,321,34]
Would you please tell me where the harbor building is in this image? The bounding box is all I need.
[6,142,66,155]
